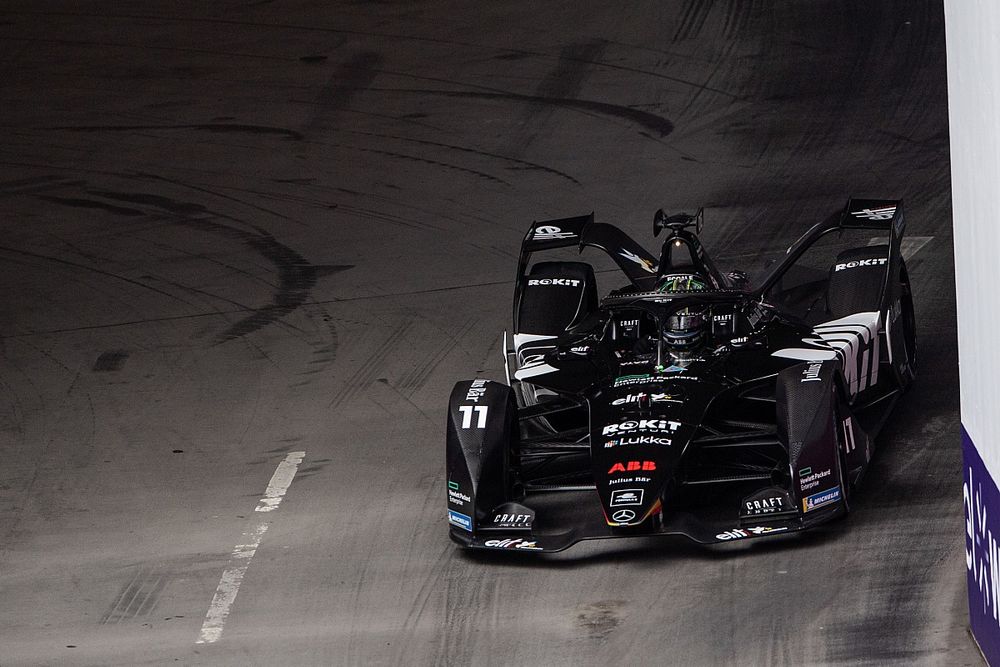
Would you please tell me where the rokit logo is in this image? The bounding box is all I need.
[532,225,576,241]
[604,435,672,448]
[603,419,681,436]
[484,538,542,550]
[527,278,581,287]
[608,461,656,474]
[834,257,888,272]
[610,489,643,506]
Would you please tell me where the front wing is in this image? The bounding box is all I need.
[448,490,845,553]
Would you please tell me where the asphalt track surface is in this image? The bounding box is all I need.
[0,2,980,665]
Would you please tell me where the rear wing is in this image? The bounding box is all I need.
[516,214,660,293]
[753,198,905,316]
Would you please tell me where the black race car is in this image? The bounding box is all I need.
[446,199,916,552]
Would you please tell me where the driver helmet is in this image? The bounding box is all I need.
[657,273,709,350]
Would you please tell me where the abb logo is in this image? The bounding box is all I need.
[608,461,656,474]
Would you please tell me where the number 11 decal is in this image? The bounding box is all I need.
[458,405,488,429]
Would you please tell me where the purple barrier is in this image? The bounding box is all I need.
[964,425,1000,664]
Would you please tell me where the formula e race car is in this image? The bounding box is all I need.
[446,199,916,552]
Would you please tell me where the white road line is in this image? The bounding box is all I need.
[256,451,306,512]
[196,450,306,645]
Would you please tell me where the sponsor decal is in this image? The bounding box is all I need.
[458,405,488,429]
[964,429,1000,662]
[744,496,787,515]
[619,249,657,274]
[731,336,749,345]
[448,487,472,507]
[834,257,888,272]
[851,206,896,221]
[527,278,581,287]
[715,526,788,541]
[610,489,643,506]
[449,510,472,532]
[801,362,823,383]
[492,513,532,530]
[611,509,636,523]
[713,313,733,323]
[569,345,591,356]
[611,392,682,406]
[799,467,832,492]
[614,373,651,387]
[608,460,657,474]
[484,538,542,550]
[464,378,489,402]
[532,225,575,241]
[602,419,681,436]
[843,417,857,454]
[608,476,651,485]
[773,311,881,397]
[604,435,672,448]
[802,486,841,512]
[619,359,650,367]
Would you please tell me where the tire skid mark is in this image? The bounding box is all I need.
[36,194,144,217]
[46,123,303,141]
[344,129,580,185]
[7,9,738,98]
[75,188,352,342]
[673,0,718,42]
[327,320,413,409]
[100,566,168,624]
[398,316,477,392]
[507,40,606,153]
[322,142,510,186]
[0,245,194,306]
[365,88,674,137]
[0,34,298,63]
[302,51,382,137]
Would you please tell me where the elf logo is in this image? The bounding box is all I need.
[608,461,656,474]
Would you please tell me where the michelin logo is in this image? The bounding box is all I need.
[802,486,841,513]
[448,510,473,531]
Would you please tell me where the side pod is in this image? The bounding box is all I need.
[446,379,519,542]
[776,361,851,515]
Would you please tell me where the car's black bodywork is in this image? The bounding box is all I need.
[447,199,916,552]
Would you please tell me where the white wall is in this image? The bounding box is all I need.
[946,0,1000,479]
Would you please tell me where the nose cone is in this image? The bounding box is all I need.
[592,415,696,527]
